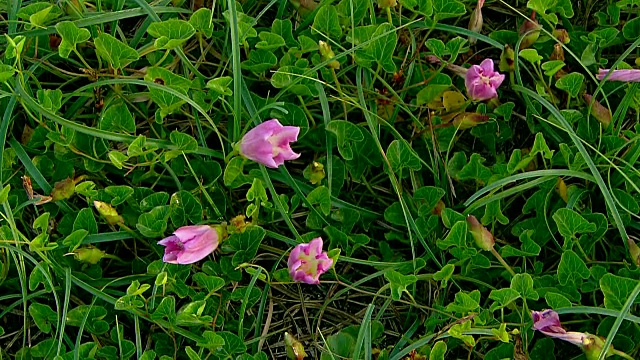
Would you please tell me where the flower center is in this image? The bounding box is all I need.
[480,74,492,85]
[295,248,319,276]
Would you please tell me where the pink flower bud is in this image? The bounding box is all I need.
[518,11,541,50]
[465,59,505,101]
[597,68,640,82]
[583,94,611,129]
[287,237,333,284]
[158,225,219,264]
[466,215,494,251]
[239,119,301,168]
[468,0,484,45]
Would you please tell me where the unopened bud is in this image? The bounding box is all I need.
[499,45,515,73]
[582,334,613,360]
[70,247,106,265]
[627,238,640,267]
[518,12,541,50]
[318,41,340,70]
[230,215,248,233]
[467,215,494,251]
[550,43,565,62]
[583,94,611,129]
[553,29,570,44]
[376,0,397,9]
[285,332,307,360]
[453,112,489,130]
[432,200,445,217]
[94,201,123,225]
[468,0,484,45]
[308,161,325,185]
[51,177,76,201]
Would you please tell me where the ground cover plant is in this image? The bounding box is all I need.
[1,0,640,359]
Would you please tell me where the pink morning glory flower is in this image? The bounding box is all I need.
[158,225,219,264]
[597,69,640,82]
[287,237,333,284]
[465,58,505,101]
[531,310,586,346]
[239,119,301,168]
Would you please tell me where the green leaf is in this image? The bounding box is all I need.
[600,273,640,310]
[151,296,176,324]
[530,132,554,159]
[0,64,15,82]
[326,120,364,160]
[169,131,198,152]
[256,31,286,51]
[29,302,58,334]
[33,212,50,233]
[242,49,278,72]
[147,19,196,50]
[437,220,468,250]
[223,156,252,189]
[215,332,247,357]
[272,19,297,47]
[197,330,226,350]
[312,5,342,40]
[170,190,203,227]
[337,0,369,26]
[426,39,446,59]
[73,208,98,235]
[18,2,62,27]
[557,250,590,287]
[192,273,225,293]
[384,270,417,300]
[489,288,521,309]
[100,101,135,133]
[387,140,422,173]
[457,153,492,183]
[206,76,233,96]
[189,8,214,38]
[223,226,266,266]
[433,0,466,21]
[500,231,541,257]
[510,273,539,300]
[449,321,475,347]
[364,23,398,73]
[105,185,134,206]
[185,347,200,360]
[446,37,467,62]
[94,33,140,69]
[552,208,596,241]
[144,67,190,118]
[555,72,584,98]
[445,290,481,313]
[55,21,90,58]
[136,206,171,238]
[545,292,572,308]
[416,73,452,105]
[108,151,128,169]
[37,89,63,113]
[0,184,10,203]
[542,60,566,77]
[62,229,88,250]
[429,341,447,360]
[519,48,543,64]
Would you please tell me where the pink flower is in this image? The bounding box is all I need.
[239,119,301,168]
[597,69,640,82]
[158,225,219,264]
[465,59,505,101]
[287,237,333,284]
[531,310,586,346]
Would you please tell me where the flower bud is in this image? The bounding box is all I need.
[285,332,307,360]
[94,201,123,225]
[376,0,397,9]
[432,200,445,217]
[158,225,220,264]
[583,94,611,129]
[304,161,325,185]
[452,112,490,130]
[550,43,565,62]
[230,215,248,233]
[518,12,541,50]
[582,334,613,360]
[468,0,484,45]
[499,45,515,73]
[51,177,76,201]
[467,215,494,251]
[318,41,340,70]
[70,247,106,265]
[553,29,570,44]
[627,238,640,267]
